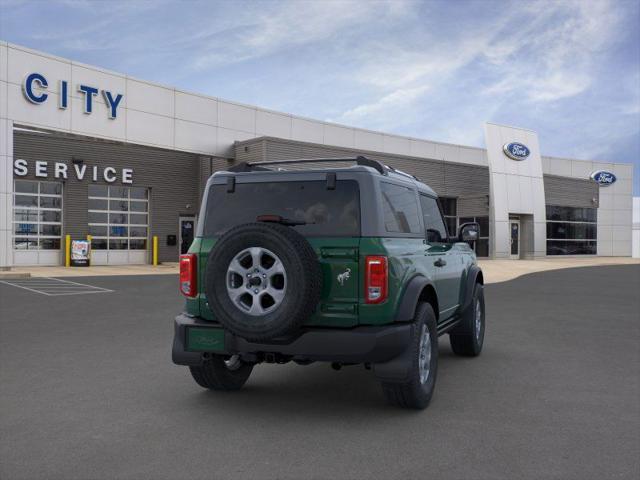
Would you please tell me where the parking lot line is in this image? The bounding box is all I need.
[0,277,113,296]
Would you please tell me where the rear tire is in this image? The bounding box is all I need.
[189,355,253,391]
[449,283,485,356]
[381,302,438,409]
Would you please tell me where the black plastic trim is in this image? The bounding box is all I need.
[394,275,431,323]
[460,265,483,313]
[172,313,411,365]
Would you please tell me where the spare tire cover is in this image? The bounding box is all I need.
[205,222,322,342]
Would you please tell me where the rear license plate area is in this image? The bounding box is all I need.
[186,327,225,352]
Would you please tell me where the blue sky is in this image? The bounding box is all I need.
[1,0,639,193]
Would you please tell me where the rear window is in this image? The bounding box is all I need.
[204,180,360,237]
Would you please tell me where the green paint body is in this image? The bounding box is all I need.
[185,235,475,327]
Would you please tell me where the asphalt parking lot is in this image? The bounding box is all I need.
[1,265,639,480]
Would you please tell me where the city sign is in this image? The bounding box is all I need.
[23,72,124,119]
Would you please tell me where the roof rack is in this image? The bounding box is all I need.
[385,165,419,181]
[227,156,387,175]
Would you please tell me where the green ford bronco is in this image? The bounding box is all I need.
[172,157,485,409]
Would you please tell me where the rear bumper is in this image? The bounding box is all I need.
[172,313,411,366]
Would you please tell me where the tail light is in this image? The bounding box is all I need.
[179,254,197,297]
[365,255,388,304]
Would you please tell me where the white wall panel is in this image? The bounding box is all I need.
[548,157,572,177]
[458,146,486,166]
[533,222,546,256]
[324,124,354,148]
[570,160,593,179]
[0,43,7,83]
[435,143,460,163]
[7,46,71,92]
[126,109,173,148]
[71,64,126,106]
[71,95,126,140]
[598,209,614,226]
[409,139,437,159]
[612,241,631,256]
[613,194,632,211]
[256,110,291,139]
[7,83,71,131]
[355,129,384,151]
[613,209,632,226]
[541,155,551,174]
[0,79,8,119]
[126,79,173,117]
[598,240,613,256]
[612,225,632,241]
[218,101,255,133]
[175,91,217,126]
[175,119,217,153]
[383,135,410,156]
[291,117,324,144]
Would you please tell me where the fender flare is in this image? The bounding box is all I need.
[394,275,434,323]
[460,265,483,314]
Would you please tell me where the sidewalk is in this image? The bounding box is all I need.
[478,257,640,284]
[1,257,637,282]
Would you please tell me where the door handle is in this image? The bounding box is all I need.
[434,258,447,267]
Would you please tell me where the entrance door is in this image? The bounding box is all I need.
[179,216,196,255]
[510,220,520,259]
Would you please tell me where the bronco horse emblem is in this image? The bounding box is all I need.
[337,268,351,286]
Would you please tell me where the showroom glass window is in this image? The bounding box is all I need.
[88,186,149,250]
[459,216,490,257]
[13,180,62,250]
[546,206,597,255]
[438,197,457,237]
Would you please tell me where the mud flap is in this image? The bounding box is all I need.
[372,321,416,383]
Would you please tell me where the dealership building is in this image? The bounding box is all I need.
[0,41,636,267]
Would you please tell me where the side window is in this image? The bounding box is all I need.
[380,182,421,234]
[419,195,448,243]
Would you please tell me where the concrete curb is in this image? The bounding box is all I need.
[0,272,31,280]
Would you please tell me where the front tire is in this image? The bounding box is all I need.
[449,283,485,356]
[189,355,253,391]
[381,302,438,409]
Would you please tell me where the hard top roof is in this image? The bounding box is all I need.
[213,157,437,196]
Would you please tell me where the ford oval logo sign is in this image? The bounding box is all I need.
[503,142,530,161]
[590,170,617,186]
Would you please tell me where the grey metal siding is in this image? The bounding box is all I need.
[13,130,201,263]
[235,137,490,215]
[458,195,490,217]
[544,174,599,208]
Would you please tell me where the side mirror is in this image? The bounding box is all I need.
[458,222,480,242]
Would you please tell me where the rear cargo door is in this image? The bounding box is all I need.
[306,238,359,327]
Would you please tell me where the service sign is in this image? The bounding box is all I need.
[590,170,617,186]
[503,142,530,161]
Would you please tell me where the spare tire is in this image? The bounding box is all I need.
[205,222,322,342]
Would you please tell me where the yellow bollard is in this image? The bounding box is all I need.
[153,236,158,266]
[65,234,71,267]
